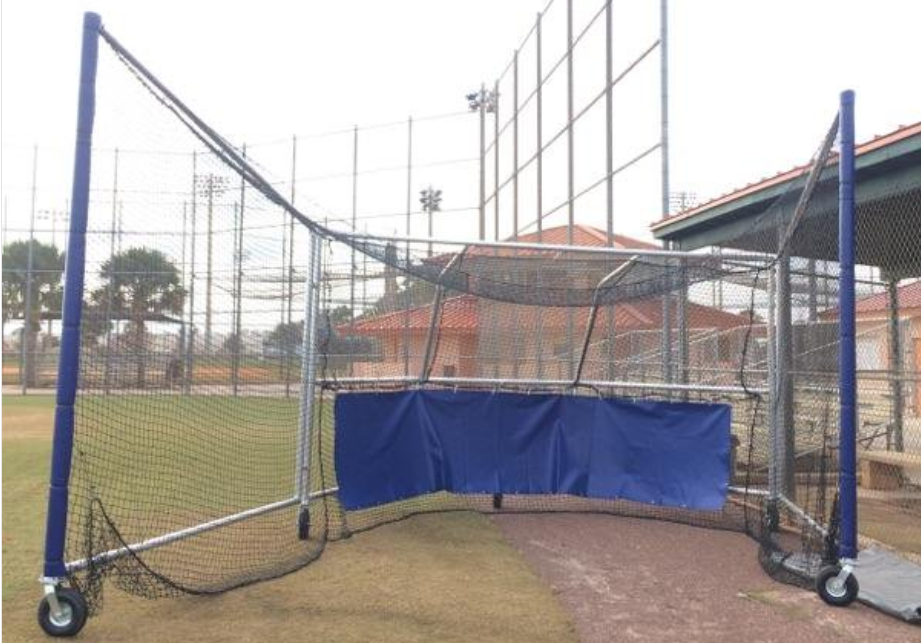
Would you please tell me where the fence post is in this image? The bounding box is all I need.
[42,11,100,580]
[887,277,905,452]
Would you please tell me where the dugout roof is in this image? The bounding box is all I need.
[651,122,921,278]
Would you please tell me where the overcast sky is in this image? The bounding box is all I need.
[2,0,920,244]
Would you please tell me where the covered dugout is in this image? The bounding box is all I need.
[653,121,921,622]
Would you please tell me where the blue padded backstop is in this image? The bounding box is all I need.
[335,390,731,512]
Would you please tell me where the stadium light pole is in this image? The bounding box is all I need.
[467,87,496,241]
[194,173,229,354]
[419,186,442,257]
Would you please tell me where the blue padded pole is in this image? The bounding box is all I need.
[42,12,101,579]
[837,89,858,561]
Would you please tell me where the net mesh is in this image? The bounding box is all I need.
[51,22,911,619]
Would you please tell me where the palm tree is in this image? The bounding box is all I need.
[2,240,64,386]
[93,248,185,387]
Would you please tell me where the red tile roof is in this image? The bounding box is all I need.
[347,294,748,335]
[854,280,921,315]
[652,121,921,231]
[819,280,921,320]
[514,224,660,250]
[448,224,659,261]
[348,296,479,334]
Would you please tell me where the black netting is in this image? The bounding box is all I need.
[52,17,917,626]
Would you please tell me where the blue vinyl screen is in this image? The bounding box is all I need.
[334,390,731,512]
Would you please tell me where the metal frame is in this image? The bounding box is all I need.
[775,256,795,501]
[767,267,781,501]
[41,6,863,620]
[332,375,767,397]
[295,231,323,507]
[335,230,768,262]
[64,487,339,574]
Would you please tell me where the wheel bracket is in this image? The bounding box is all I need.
[41,578,67,623]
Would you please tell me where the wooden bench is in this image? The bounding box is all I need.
[859,450,921,490]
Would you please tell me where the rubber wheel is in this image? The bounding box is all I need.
[816,565,859,607]
[37,587,88,637]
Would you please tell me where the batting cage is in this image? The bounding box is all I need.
[37,11,896,638]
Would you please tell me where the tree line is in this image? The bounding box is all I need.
[2,240,184,387]
[3,239,382,388]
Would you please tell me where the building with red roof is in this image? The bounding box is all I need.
[342,224,748,381]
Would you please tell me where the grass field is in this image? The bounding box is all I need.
[4,393,919,642]
[1,395,578,643]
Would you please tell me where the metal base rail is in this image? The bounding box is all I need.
[63,487,339,574]
[779,493,829,537]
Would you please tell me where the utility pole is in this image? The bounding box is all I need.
[566,0,574,246]
[285,135,298,398]
[103,149,119,394]
[512,51,519,241]
[1,196,7,346]
[660,0,673,385]
[404,116,413,377]
[179,201,188,395]
[38,207,70,251]
[536,11,543,242]
[350,125,359,356]
[37,206,70,336]
[493,79,500,241]
[185,153,198,395]
[22,145,38,394]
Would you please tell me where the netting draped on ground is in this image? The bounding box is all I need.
[48,18,921,621]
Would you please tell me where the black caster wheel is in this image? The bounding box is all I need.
[816,565,859,607]
[37,587,88,637]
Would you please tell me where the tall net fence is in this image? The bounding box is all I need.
[29,10,920,624]
[850,186,921,566]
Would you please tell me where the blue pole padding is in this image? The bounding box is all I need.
[42,12,101,580]
[837,89,858,561]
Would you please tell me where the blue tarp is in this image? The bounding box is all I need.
[335,390,731,512]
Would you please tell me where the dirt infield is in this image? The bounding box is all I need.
[494,513,920,643]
